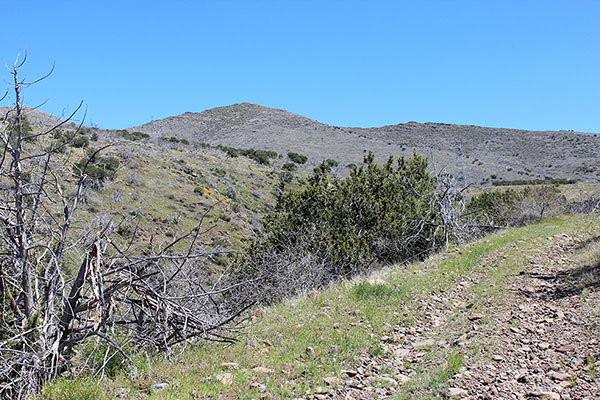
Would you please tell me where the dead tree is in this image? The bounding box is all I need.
[0,56,250,399]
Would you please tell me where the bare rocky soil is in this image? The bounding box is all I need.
[311,233,600,400]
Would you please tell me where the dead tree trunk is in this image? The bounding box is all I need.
[0,55,250,399]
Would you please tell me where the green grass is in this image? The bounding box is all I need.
[41,213,600,399]
[39,378,105,400]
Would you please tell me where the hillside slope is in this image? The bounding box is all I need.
[42,213,600,399]
[130,103,600,185]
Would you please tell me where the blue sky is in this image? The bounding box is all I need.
[0,1,598,132]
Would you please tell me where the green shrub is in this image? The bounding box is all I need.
[71,135,90,148]
[121,130,150,141]
[5,114,34,143]
[76,333,131,378]
[467,185,566,227]
[491,177,577,186]
[282,162,297,171]
[288,151,308,164]
[216,146,277,165]
[325,158,338,167]
[239,148,277,165]
[278,171,293,183]
[216,145,239,158]
[117,225,131,237]
[467,189,519,227]
[74,150,120,188]
[235,152,442,303]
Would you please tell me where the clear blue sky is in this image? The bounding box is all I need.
[1,0,598,132]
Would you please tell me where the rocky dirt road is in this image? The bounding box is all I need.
[326,233,599,400]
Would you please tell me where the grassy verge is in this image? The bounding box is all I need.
[41,213,600,399]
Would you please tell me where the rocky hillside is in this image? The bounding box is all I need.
[130,102,600,185]
[0,106,68,128]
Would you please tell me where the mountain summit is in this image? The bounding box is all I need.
[129,103,600,184]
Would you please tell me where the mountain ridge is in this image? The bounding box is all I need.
[4,103,599,184]
[129,102,600,184]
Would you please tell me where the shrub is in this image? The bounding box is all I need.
[216,146,277,165]
[278,171,293,183]
[288,151,308,164]
[238,148,277,165]
[74,150,120,188]
[71,135,90,148]
[325,158,338,167]
[233,152,442,303]
[491,177,577,186]
[121,130,150,141]
[467,189,519,227]
[282,162,297,171]
[117,225,131,237]
[467,185,566,227]
[217,145,239,158]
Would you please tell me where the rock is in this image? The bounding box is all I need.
[556,345,575,353]
[151,383,169,393]
[413,339,435,347]
[444,387,468,397]
[379,376,398,386]
[215,373,233,385]
[253,367,274,374]
[341,369,358,377]
[250,382,267,392]
[113,387,130,398]
[368,278,386,285]
[516,369,528,382]
[469,313,484,321]
[396,373,410,384]
[539,342,550,350]
[308,290,320,301]
[314,386,327,394]
[220,362,239,369]
[491,354,504,361]
[394,348,410,357]
[305,346,315,354]
[551,372,571,381]
[314,395,327,400]
[324,377,340,386]
[532,391,560,400]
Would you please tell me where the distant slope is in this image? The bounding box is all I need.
[130,103,600,184]
[0,106,67,127]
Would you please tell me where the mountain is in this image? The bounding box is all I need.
[130,103,600,185]
[0,106,68,128]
